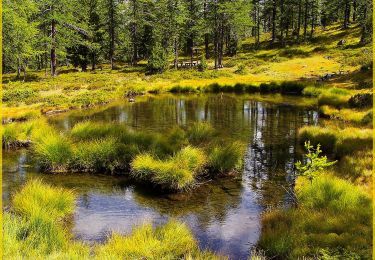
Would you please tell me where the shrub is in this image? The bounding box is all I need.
[169,85,197,93]
[280,81,305,94]
[295,141,336,182]
[197,56,208,71]
[34,133,73,172]
[208,142,245,174]
[147,43,169,74]
[131,146,207,190]
[187,122,216,145]
[348,93,373,108]
[259,82,279,93]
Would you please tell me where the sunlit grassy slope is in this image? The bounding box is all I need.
[2,24,372,120]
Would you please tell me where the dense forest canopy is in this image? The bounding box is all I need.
[3,0,373,77]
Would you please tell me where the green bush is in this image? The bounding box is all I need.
[197,56,208,72]
[259,82,279,93]
[208,142,245,174]
[147,43,169,74]
[235,63,247,75]
[280,81,305,94]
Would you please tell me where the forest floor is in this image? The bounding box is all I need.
[2,24,372,120]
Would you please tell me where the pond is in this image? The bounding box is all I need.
[3,93,319,259]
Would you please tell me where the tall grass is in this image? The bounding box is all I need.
[71,138,123,173]
[298,126,372,157]
[13,179,76,221]
[208,142,245,174]
[70,121,127,141]
[187,122,216,145]
[34,132,73,172]
[131,146,207,190]
[259,175,372,259]
[95,220,197,259]
[6,180,220,259]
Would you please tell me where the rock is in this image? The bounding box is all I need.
[337,39,346,46]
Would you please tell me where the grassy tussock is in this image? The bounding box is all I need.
[187,122,216,145]
[95,221,197,259]
[208,142,245,174]
[339,150,373,187]
[298,126,372,157]
[13,179,76,221]
[70,121,127,141]
[34,132,73,172]
[131,146,207,190]
[258,175,372,259]
[319,105,372,125]
[5,180,220,259]
[71,138,124,173]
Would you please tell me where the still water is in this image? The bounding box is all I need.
[3,94,318,259]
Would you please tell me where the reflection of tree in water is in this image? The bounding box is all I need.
[242,101,318,208]
[132,178,243,229]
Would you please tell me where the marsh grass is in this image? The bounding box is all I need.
[6,180,220,259]
[70,121,127,141]
[208,142,245,175]
[71,138,123,173]
[95,220,197,259]
[131,146,207,190]
[187,122,216,146]
[259,175,372,259]
[298,126,372,157]
[34,133,73,172]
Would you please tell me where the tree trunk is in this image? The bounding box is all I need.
[280,0,284,45]
[271,0,277,42]
[109,0,115,70]
[51,18,57,77]
[297,0,302,40]
[352,0,357,22]
[174,38,178,69]
[303,0,308,40]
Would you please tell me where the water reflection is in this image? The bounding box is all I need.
[3,93,318,259]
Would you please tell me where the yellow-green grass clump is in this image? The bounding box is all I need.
[131,146,207,190]
[208,142,245,175]
[187,122,216,146]
[319,105,373,126]
[70,121,128,141]
[34,132,73,173]
[298,126,372,157]
[5,180,220,259]
[258,175,372,259]
[95,221,197,259]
